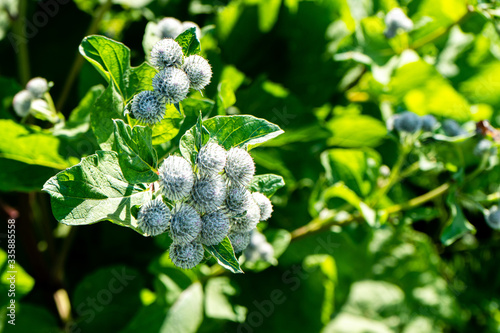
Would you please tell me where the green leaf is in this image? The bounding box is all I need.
[72,266,144,332]
[205,237,243,274]
[174,28,201,56]
[180,115,283,164]
[112,119,159,183]
[91,84,125,151]
[249,174,285,197]
[68,84,105,123]
[204,277,247,322]
[0,119,80,169]
[42,150,152,234]
[440,191,476,246]
[126,62,157,102]
[0,158,57,192]
[79,35,131,98]
[159,282,204,333]
[0,249,35,307]
[326,115,387,148]
[1,303,60,333]
[151,104,185,145]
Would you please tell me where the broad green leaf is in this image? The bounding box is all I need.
[126,62,157,103]
[321,182,376,226]
[42,150,152,233]
[321,148,380,197]
[326,115,387,148]
[204,277,247,322]
[72,266,144,332]
[119,303,168,333]
[112,119,158,183]
[440,192,476,246]
[249,174,285,197]
[79,35,130,98]
[0,158,57,192]
[91,84,125,151]
[180,115,283,164]
[205,237,243,274]
[160,282,204,333]
[0,249,35,307]
[2,303,60,333]
[0,119,80,169]
[151,104,184,145]
[175,28,201,56]
[68,84,105,123]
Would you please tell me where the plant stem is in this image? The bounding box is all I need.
[13,0,30,85]
[291,182,451,241]
[55,0,112,112]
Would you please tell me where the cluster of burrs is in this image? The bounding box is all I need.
[130,37,212,125]
[136,142,273,269]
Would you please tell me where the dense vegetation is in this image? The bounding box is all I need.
[1,0,500,332]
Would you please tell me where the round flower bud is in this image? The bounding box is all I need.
[229,231,251,253]
[230,199,260,233]
[12,90,33,117]
[252,192,273,221]
[190,175,226,214]
[150,38,184,69]
[182,55,212,91]
[421,115,437,132]
[137,198,171,236]
[393,111,422,133]
[197,142,227,176]
[131,90,165,124]
[225,184,252,216]
[169,203,202,245]
[225,147,255,187]
[443,119,465,137]
[159,155,195,201]
[200,210,231,246]
[181,21,201,39]
[474,139,494,157]
[26,77,49,98]
[384,8,413,39]
[486,206,500,230]
[156,17,183,39]
[169,240,204,269]
[152,67,190,104]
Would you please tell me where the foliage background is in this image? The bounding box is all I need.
[1,0,500,332]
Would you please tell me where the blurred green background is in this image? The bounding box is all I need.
[2,0,500,332]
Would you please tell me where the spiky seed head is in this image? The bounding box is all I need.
[12,90,33,117]
[182,55,212,91]
[200,210,231,245]
[486,206,500,230]
[159,155,195,201]
[169,203,202,244]
[26,77,49,98]
[393,111,422,133]
[153,67,190,104]
[421,115,438,132]
[244,231,275,263]
[443,119,465,137]
[169,240,204,269]
[225,147,255,187]
[225,184,252,216]
[230,199,260,233]
[131,90,165,125]
[252,192,273,221]
[137,198,171,236]
[229,231,251,253]
[197,142,227,177]
[156,17,183,39]
[181,21,201,39]
[150,38,184,69]
[474,139,494,157]
[190,175,226,214]
[384,8,413,39]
